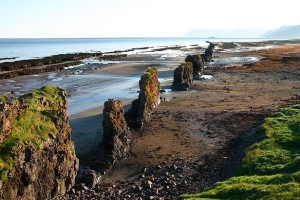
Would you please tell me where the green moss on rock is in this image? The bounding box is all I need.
[139,67,160,109]
[0,86,64,181]
[127,67,161,128]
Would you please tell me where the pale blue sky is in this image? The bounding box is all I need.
[0,0,299,38]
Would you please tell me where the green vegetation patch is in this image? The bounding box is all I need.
[0,86,63,181]
[179,104,300,200]
[0,94,13,103]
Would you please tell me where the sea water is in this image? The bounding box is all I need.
[0,37,271,63]
[0,37,276,116]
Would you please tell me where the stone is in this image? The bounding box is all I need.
[102,99,131,161]
[185,55,204,79]
[0,86,79,200]
[0,53,129,80]
[203,41,215,62]
[172,62,194,91]
[147,180,153,189]
[81,170,101,188]
[126,67,161,128]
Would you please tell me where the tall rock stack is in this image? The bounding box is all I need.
[102,99,131,162]
[0,86,79,200]
[185,55,204,79]
[203,42,215,62]
[172,62,194,91]
[126,67,161,128]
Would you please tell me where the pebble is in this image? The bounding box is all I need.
[59,157,204,199]
[147,180,153,189]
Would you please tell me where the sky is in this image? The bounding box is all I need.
[0,0,299,38]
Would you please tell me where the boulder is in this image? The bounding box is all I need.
[102,99,131,162]
[0,86,79,200]
[172,62,194,91]
[185,55,204,79]
[81,170,101,188]
[126,67,161,128]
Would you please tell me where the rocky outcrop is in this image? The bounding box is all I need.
[203,42,215,62]
[102,99,131,162]
[0,53,127,80]
[172,62,194,91]
[185,55,204,79]
[0,86,79,200]
[0,96,19,143]
[126,67,161,128]
[0,53,103,72]
[0,61,81,79]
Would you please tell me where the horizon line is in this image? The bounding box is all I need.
[0,36,275,39]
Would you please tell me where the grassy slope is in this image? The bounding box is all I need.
[0,86,62,181]
[179,104,300,200]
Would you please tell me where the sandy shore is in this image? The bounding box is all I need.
[59,41,300,199]
[2,40,300,199]
[0,50,190,156]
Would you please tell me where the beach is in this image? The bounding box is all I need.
[1,40,300,199]
[0,46,194,156]
[64,41,300,199]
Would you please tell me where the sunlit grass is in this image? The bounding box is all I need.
[179,104,300,200]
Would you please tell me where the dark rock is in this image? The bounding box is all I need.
[102,99,131,162]
[185,55,204,79]
[0,53,127,80]
[126,67,161,128]
[0,86,79,199]
[81,170,101,188]
[203,42,215,62]
[172,62,193,91]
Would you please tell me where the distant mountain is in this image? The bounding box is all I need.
[184,29,268,38]
[261,25,300,38]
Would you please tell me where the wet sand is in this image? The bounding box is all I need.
[2,40,300,199]
[59,42,300,199]
[0,50,191,156]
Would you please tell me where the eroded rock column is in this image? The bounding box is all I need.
[203,42,215,62]
[172,62,194,91]
[102,99,131,162]
[185,54,204,79]
[126,67,161,128]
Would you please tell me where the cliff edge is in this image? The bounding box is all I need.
[0,86,79,200]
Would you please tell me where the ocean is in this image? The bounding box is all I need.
[0,37,269,63]
[0,37,276,116]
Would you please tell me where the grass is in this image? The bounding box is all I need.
[179,104,300,200]
[0,86,63,181]
[0,94,13,103]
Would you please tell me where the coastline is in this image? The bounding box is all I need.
[64,41,300,199]
[1,39,300,199]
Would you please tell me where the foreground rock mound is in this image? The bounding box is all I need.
[102,99,131,163]
[185,55,204,79]
[0,86,79,200]
[126,67,161,128]
[172,62,194,91]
